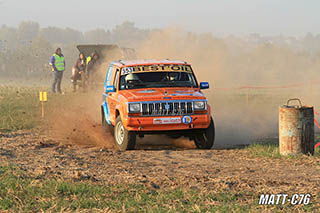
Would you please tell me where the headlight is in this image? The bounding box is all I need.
[128,103,141,113]
[194,101,206,110]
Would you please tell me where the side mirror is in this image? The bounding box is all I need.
[105,85,116,93]
[200,82,209,90]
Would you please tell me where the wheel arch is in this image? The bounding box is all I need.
[115,109,120,118]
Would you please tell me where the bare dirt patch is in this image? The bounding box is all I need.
[44,90,115,148]
[1,130,319,199]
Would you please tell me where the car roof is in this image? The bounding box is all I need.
[112,59,190,67]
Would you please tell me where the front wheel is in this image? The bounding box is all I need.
[114,116,136,151]
[194,117,215,149]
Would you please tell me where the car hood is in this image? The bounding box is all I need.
[119,88,206,101]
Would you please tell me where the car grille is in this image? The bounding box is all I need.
[141,101,193,116]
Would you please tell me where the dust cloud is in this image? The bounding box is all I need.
[136,28,320,146]
[36,28,320,148]
[45,89,115,149]
[44,48,133,149]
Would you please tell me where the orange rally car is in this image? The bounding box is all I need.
[101,59,215,151]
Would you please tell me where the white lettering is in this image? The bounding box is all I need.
[267,194,275,205]
[259,194,269,205]
[282,194,288,205]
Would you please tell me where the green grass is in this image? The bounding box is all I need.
[1,166,318,212]
[246,137,320,159]
[0,86,44,132]
[246,143,282,158]
[0,86,74,132]
[0,166,245,212]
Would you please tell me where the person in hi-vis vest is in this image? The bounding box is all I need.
[49,48,65,94]
[86,51,99,87]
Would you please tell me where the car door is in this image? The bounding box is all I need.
[102,64,114,125]
[106,66,120,125]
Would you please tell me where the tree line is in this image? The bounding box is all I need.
[1,20,320,84]
[0,21,150,80]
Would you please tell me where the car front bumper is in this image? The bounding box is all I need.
[123,113,211,131]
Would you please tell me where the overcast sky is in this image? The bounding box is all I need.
[0,0,319,36]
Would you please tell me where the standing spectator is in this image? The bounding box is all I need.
[49,48,65,94]
[72,52,86,92]
[86,51,100,87]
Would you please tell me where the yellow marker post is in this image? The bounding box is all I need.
[39,91,48,118]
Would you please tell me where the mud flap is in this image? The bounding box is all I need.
[102,101,111,125]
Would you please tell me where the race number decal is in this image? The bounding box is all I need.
[182,115,192,124]
[121,67,134,75]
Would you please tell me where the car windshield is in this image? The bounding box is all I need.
[119,71,198,90]
[118,64,198,90]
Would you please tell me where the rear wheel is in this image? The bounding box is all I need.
[194,117,215,149]
[114,116,136,151]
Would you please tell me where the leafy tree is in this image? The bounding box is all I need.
[0,25,19,50]
[112,21,149,47]
[18,21,40,43]
[84,28,111,44]
[40,26,83,44]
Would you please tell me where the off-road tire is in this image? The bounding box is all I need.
[194,117,215,149]
[114,116,136,151]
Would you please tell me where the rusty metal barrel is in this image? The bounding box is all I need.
[279,98,314,155]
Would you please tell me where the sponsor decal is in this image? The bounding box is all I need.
[153,117,181,124]
[121,64,192,75]
[182,115,192,124]
[136,90,155,93]
[174,90,195,93]
[171,93,194,96]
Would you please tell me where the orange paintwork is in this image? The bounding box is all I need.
[106,61,211,132]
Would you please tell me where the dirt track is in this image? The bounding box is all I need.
[1,89,319,207]
[1,129,319,198]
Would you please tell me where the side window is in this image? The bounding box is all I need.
[113,69,120,90]
[104,65,113,87]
